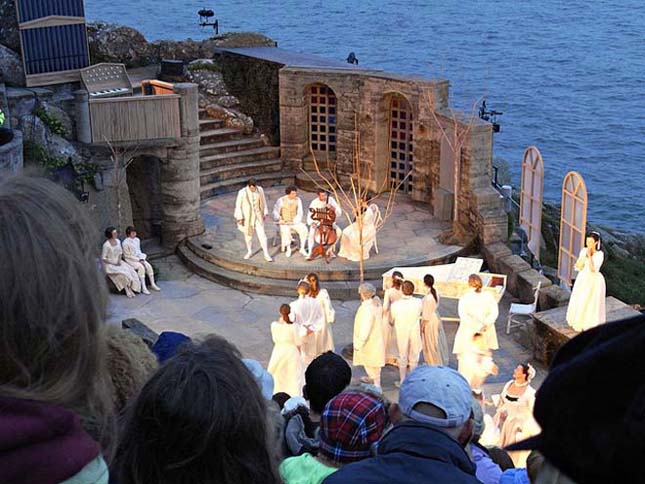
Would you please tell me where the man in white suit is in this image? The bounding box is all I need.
[272,185,308,258]
[234,179,273,262]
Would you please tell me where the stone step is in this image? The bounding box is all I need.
[198,108,209,120]
[199,136,266,157]
[199,127,246,144]
[200,158,283,185]
[199,118,224,131]
[200,146,281,171]
[200,171,296,200]
[296,170,328,192]
[177,241,381,300]
[185,233,445,283]
[302,158,333,172]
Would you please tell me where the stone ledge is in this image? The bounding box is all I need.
[538,284,571,311]
[516,269,552,305]
[497,254,532,297]
[482,242,513,273]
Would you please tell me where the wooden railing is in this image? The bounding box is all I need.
[89,82,181,143]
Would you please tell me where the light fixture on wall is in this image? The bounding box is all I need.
[198,8,219,34]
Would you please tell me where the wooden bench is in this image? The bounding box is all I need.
[80,63,133,99]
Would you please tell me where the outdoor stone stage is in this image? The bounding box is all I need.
[177,186,474,299]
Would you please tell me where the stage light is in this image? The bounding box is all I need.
[198,7,219,34]
[478,99,503,133]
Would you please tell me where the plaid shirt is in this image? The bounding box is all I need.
[319,392,388,464]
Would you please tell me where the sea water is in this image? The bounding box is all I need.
[85,0,645,233]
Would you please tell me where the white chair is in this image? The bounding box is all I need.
[506,281,541,334]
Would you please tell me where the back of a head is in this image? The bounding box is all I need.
[304,351,352,414]
[0,176,112,437]
[116,335,279,484]
[402,280,415,296]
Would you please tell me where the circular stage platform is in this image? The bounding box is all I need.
[178,187,472,299]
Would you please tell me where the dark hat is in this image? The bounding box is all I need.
[151,331,191,363]
[507,315,645,483]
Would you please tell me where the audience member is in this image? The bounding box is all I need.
[281,390,388,484]
[243,357,275,400]
[0,177,114,483]
[284,352,352,456]
[273,392,292,410]
[507,315,645,484]
[324,366,480,483]
[469,397,503,484]
[114,335,279,484]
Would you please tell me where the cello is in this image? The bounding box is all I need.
[308,193,338,264]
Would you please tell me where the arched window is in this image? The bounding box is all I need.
[389,96,413,193]
[519,146,545,261]
[309,84,337,158]
[558,171,588,285]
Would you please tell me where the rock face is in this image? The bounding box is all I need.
[0,44,25,87]
[87,22,275,66]
[0,0,20,54]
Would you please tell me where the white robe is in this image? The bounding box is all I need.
[267,321,304,397]
[454,290,499,355]
[272,195,308,251]
[382,287,402,365]
[390,295,423,368]
[338,204,381,262]
[234,186,268,236]
[122,236,154,277]
[458,347,496,389]
[290,295,325,365]
[101,240,141,292]
[307,196,343,252]
[421,293,450,366]
[353,297,385,368]
[566,248,606,332]
[312,288,335,354]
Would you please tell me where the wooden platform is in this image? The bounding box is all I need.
[177,186,474,299]
[529,296,641,366]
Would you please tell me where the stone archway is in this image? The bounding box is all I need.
[126,155,163,240]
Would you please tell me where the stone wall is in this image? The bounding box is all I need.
[0,128,23,176]
[216,53,281,144]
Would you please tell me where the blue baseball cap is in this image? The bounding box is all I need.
[399,365,472,428]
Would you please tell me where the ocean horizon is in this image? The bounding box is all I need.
[86,0,645,233]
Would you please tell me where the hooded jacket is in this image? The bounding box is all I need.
[323,420,481,484]
[0,397,104,484]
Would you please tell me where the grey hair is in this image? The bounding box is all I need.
[0,177,114,455]
[358,283,376,298]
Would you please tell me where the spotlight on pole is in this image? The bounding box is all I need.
[198,7,219,34]
[478,99,503,133]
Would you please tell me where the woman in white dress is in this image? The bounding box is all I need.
[382,271,404,366]
[101,226,141,298]
[338,201,381,262]
[454,274,499,374]
[306,273,335,354]
[493,363,540,467]
[421,274,450,366]
[268,304,304,397]
[566,232,606,332]
[353,283,385,388]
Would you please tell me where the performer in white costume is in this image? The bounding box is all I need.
[338,200,381,262]
[306,188,342,258]
[353,283,385,389]
[420,274,449,366]
[458,333,499,390]
[101,226,141,298]
[493,363,540,467]
[272,185,308,258]
[390,280,422,386]
[306,273,335,354]
[290,281,325,367]
[268,304,304,397]
[454,274,499,374]
[382,271,404,366]
[566,231,606,332]
[122,226,161,295]
[234,179,273,262]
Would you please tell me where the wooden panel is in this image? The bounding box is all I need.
[142,80,176,96]
[26,69,80,87]
[519,146,545,261]
[557,171,587,286]
[89,95,182,143]
[19,15,85,29]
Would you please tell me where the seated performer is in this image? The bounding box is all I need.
[290,281,325,367]
[102,226,141,298]
[338,199,382,262]
[306,189,342,259]
[122,226,161,295]
[272,186,308,258]
[234,179,273,262]
[390,280,423,387]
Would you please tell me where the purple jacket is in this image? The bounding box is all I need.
[0,397,100,484]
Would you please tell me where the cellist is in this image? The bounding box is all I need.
[306,188,343,258]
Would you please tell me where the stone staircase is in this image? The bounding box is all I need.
[198,110,294,200]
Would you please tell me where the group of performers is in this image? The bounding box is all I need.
[234,180,380,263]
[102,226,161,298]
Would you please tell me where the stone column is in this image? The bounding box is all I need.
[74,90,92,144]
[160,83,204,249]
